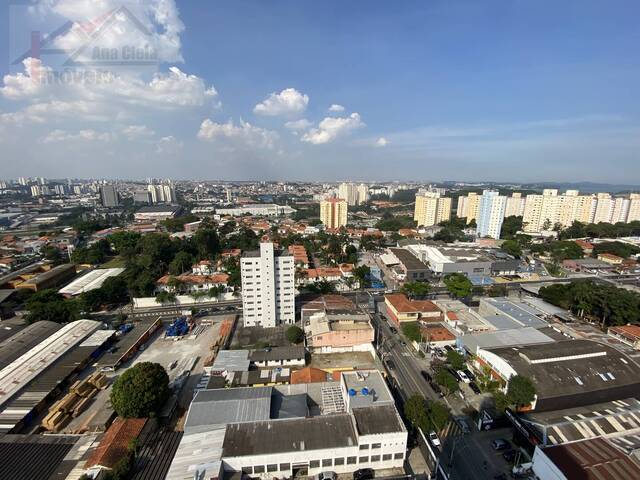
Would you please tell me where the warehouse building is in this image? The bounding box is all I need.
[58,267,125,296]
[15,263,76,292]
[166,370,407,480]
[0,319,105,433]
[405,243,519,276]
[475,339,640,411]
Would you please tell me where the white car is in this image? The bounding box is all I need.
[457,370,471,383]
[429,431,441,447]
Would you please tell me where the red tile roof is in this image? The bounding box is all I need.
[385,293,441,314]
[85,418,147,469]
[291,367,330,384]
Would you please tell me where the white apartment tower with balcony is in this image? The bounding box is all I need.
[476,190,507,239]
[241,242,295,328]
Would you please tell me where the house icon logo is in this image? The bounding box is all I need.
[12,5,158,69]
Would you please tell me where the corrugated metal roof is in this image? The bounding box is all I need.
[0,434,79,480]
[0,320,62,370]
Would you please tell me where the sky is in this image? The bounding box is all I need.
[0,0,639,183]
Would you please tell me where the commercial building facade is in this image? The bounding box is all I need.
[241,242,295,327]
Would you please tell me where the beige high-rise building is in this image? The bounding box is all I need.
[628,194,640,223]
[611,197,630,224]
[414,192,451,227]
[504,192,526,218]
[574,195,596,224]
[456,195,468,219]
[337,183,359,206]
[465,192,481,224]
[356,184,369,204]
[320,198,348,229]
[593,193,614,224]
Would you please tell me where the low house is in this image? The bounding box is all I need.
[608,324,640,350]
[420,323,456,349]
[156,273,230,294]
[306,309,374,354]
[290,367,332,384]
[598,253,624,265]
[85,418,148,472]
[249,346,306,368]
[574,239,594,255]
[384,293,442,325]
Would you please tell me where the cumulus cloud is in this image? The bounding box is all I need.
[156,135,183,153]
[328,104,345,113]
[253,88,309,116]
[376,137,389,147]
[198,118,279,149]
[302,113,365,145]
[31,0,185,64]
[122,124,155,139]
[39,129,113,143]
[284,119,312,131]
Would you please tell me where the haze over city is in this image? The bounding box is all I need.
[1,0,639,182]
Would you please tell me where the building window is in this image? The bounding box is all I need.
[242,467,253,474]
[322,459,332,467]
[382,454,392,461]
[267,464,277,472]
[359,456,369,463]
[334,458,345,466]
[254,466,265,473]
[310,460,320,469]
[394,453,404,460]
[371,455,381,462]
[371,443,381,449]
[347,457,357,465]
[280,464,290,471]
[359,444,369,450]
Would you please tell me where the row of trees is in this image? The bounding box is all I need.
[404,394,451,433]
[540,280,640,328]
[559,220,640,240]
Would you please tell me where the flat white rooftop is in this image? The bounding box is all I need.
[59,268,125,296]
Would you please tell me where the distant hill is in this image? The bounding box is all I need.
[442,181,640,194]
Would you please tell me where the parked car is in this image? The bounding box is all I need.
[400,340,407,346]
[390,326,398,334]
[468,381,481,394]
[429,381,444,397]
[491,438,511,451]
[429,431,441,447]
[457,370,471,383]
[353,468,374,480]
[315,472,337,480]
[463,368,476,381]
[386,359,396,370]
[421,370,432,383]
[502,449,518,462]
[454,417,470,434]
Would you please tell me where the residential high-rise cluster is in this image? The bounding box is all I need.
[476,190,507,239]
[413,191,452,227]
[337,182,369,206]
[240,242,295,327]
[99,185,119,207]
[320,198,348,229]
[147,180,176,204]
[458,190,640,232]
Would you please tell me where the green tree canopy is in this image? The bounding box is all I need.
[110,362,170,418]
[401,322,422,343]
[286,325,305,344]
[401,281,431,299]
[26,289,79,323]
[446,350,465,370]
[169,251,195,275]
[501,239,522,258]
[435,368,459,394]
[443,273,472,298]
[506,375,536,408]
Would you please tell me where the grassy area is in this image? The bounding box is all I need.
[101,256,127,268]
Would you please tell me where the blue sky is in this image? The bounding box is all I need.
[1,0,639,182]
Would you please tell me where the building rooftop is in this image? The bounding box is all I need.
[290,367,332,384]
[85,418,147,469]
[222,413,357,457]
[249,345,305,363]
[58,267,125,296]
[136,205,180,213]
[211,350,250,372]
[389,248,430,271]
[385,293,441,314]
[0,434,81,480]
[461,327,554,353]
[484,339,640,410]
[342,370,394,410]
[0,320,62,370]
[352,404,405,435]
[184,387,272,430]
[541,437,640,480]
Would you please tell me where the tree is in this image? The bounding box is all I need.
[194,226,221,259]
[41,245,64,264]
[169,251,194,275]
[100,276,130,304]
[443,273,472,298]
[446,350,465,370]
[435,368,459,395]
[488,284,508,297]
[353,265,371,289]
[110,362,170,418]
[286,325,305,344]
[404,394,429,431]
[500,216,523,239]
[401,322,422,343]
[592,241,640,259]
[493,391,510,412]
[501,239,522,258]
[506,375,536,409]
[428,402,451,431]
[26,289,79,323]
[155,291,177,305]
[402,281,431,299]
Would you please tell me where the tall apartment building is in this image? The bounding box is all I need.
[240,242,295,328]
[504,192,526,217]
[338,183,359,206]
[414,192,452,227]
[357,183,369,204]
[147,181,176,204]
[628,194,640,223]
[99,185,119,207]
[476,190,507,239]
[458,192,481,224]
[320,198,348,229]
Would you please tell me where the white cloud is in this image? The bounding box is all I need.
[302,113,365,145]
[328,104,345,113]
[284,119,312,131]
[156,135,183,153]
[39,129,113,143]
[376,137,389,147]
[254,88,309,116]
[198,118,278,149]
[122,124,155,139]
[33,0,185,64]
